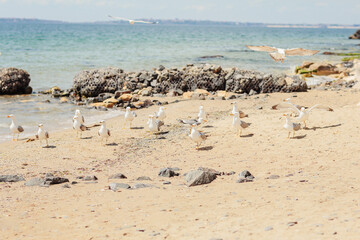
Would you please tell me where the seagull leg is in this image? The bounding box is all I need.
[130,122,132,129]
[17,134,19,141]
[122,121,126,130]
[46,139,49,147]
[304,121,307,129]
[287,132,290,139]
[12,133,15,141]
[293,131,295,138]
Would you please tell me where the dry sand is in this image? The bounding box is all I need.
[1,90,360,240]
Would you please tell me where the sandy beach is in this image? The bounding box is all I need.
[1,89,360,239]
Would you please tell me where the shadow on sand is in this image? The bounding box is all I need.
[292,134,307,139]
[197,146,214,151]
[130,127,144,130]
[305,123,342,131]
[240,133,254,138]
[106,143,118,146]
[43,145,56,149]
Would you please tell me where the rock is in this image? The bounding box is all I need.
[62,184,71,188]
[301,61,314,68]
[264,226,273,231]
[0,68,32,95]
[199,55,224,59]
[136,176,152,181]
[191,93,206,100]
[132,183,154,189]
[194,89,210,96]
[0,175,25,182]
[109,173,127,179]
[163,181,171,185]
[266,175,280,179]
[349,29,360,39]
[183,91,194,99]
[236,170,254,183]
[103,97,119,104]
[25,178,46,187]
[309,62,338,76]
[158,168,180,178]
[109,183,131,191]
[44,173,69,185]
[249,89,258,95]
[59,97,69,103]
[81,175,98,181]
[185,169,217,187]
[287,221,298,227]
[139,87,152,96]
[119,94,132,102]
[197,167,221,176]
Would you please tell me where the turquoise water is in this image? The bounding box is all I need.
[0,22,358,141]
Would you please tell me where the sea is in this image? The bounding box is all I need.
[0,22,358,141]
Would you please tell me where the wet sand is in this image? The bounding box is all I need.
[1,90,360,239]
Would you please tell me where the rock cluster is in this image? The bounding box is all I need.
[349,29,360,39]
[0,68,32,95]
[72,64,307,98]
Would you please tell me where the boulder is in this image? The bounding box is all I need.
[309,62,338,76]
[183,91,194,99]
[185,169,217,187]
[109,183,131,191]
[237,170,255,183]
[349,29,360,39]
[109,173,127,179]
[0,175,25,182]
[0,68,32,95]
[158,168,180,178]
[119,94,132,102]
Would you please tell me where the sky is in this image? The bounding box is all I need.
[0,0,359,24]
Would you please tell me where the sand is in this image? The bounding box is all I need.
[1,89,360,240]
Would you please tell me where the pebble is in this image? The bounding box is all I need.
[109,173,127,179]
[264,226,273,231]
[136,176,152,181]
[266,175,280,179]
[287,221,298,227]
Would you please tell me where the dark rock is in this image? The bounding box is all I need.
[197,167,221,175]
[109,183,131,191]
[109,173,127,179]
[0,68,32,95]
[349,29,360,39]
[44,173,69,185]
[137,176,152,181]
[185,169,217,187]
[163,181,171,185]
[287,221,298,227]
[158,168,180,178]
[237,170,254,183]
[78,175,98,181]
[158,65,165,71]
[0,174,25,182]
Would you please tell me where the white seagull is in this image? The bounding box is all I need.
[155,106,166,121]
[36,124,49,147]
[230,112,251,137]
[108,15,158,25]
[147,115,164,137]
[231,102,248,118]
[189,125,207,150]
[98,120,111,144]
[73,109,85,124]
[198,106,208,120]
[73,116,86,138]
[283,113,301,138]
[123,107,137,129]
[246,45,319,63]
[272,97,303,111]
[7,114,24,141]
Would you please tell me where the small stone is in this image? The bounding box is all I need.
[266,175,280,179]
[237,170,255,183]
[264,226,273,231]
[24,178,44,186]
[109,173,127,179]
[257,106,263,110]
[62,184,71,188]
[287,221,298,227]
[132,183,153,189]
[158,168,179,178]
[163,181,171,185]
[0,175,25,182]
[109,183,131,191]
[185,170,217,187]
[82,175,98,181]
[137,176,152,181]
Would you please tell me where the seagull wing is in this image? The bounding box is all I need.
[133,20,157,24]
[82,116,85,123]
[45,131,49,139]
[246,45,278,52]
[107,129,111,137]
[284,48,319,56]
[269,52,285,62]
[18,126,24,132]
[132,111,137,117]
[273,102,301,115]
[307,104,333,113]
[108,15,130,21]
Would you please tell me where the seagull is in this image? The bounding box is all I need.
[155,106,166,121]
[230,112,251,136]
[98,120,111,144]
[231,102,248,118]
[177,117,207,126]
[189,124,207,150]
[246,45,319,63]
[123,107,137,129]
[198,106,208,120]
[7,114,24,141]
[108,15,158,24]
[36,124,49,147]
[283,113,301,138]
[73,116,86,138]
[272,98,303,112]
[278,102,333,128]
[73,109,85,124]
[147,115,164,137]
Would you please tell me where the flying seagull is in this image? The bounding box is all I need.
[108,15,158,24]
[246,45,319,63]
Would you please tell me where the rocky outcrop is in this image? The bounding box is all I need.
[349,29,360,39]
[72,64,307,97]
[0,68,32,95]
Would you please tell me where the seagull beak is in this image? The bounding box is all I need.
[6,115,10,118]
[203,120,207,122]
[282,114,286,116]
[230,113,234,116]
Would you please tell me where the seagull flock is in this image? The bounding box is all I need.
[6,97,333,149]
